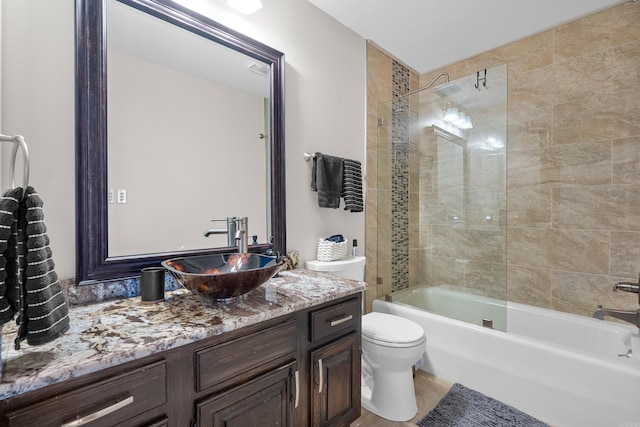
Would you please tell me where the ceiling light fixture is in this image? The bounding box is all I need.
[227,0,262,14]
[443,105,459,123]
[248,62,270,77]
[443,104,473,130]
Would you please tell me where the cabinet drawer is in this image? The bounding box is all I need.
[195,319,297,392]
[6,360,166,427]
[310,298,360,343]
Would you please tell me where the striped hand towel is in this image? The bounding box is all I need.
[14,187,69,349]
[0,188,23,325]
[342,158,364,213]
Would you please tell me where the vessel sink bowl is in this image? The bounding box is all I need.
[162,253,283,302]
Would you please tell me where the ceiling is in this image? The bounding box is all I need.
[307,0,627,73]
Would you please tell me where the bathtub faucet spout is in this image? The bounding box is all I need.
[613,277,640,305]
[592,305,640,328]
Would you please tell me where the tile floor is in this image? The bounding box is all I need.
[350,370,453,426]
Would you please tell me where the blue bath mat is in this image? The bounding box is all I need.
[417,383,550,427]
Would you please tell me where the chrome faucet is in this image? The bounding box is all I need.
[234,217,248,253]
[203,216,249,252]
[592,276,640,328]
[592,306,640,328]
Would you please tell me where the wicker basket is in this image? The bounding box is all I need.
[316,238,348,262]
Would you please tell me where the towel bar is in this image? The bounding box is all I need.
[0,134,30,195]
[303,152,317,161]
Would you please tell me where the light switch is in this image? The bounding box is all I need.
[117,189,127,204]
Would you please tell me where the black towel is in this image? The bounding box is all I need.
[14,187,69,348]
[342,158,364,213]
[0,187,23,324]
[311,153,343,208]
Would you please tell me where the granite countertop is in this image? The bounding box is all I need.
[0,269,366,400]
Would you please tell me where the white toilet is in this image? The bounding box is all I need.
[305,256,426,422]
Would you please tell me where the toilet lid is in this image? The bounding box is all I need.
[362,312,424,345]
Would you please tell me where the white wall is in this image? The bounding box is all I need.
[1,0,76,276]
[0,0,366,279]
[107,49,268,255]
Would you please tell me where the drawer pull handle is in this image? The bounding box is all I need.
[318,358,324,394]
[294,370,300,408]
[61,396,134,427]
[330,314,353,327]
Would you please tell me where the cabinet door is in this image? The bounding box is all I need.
[311,332,360,427]
[196,360,298,427]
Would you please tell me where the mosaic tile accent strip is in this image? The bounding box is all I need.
[391,60,410,291]
[63,275,181,306]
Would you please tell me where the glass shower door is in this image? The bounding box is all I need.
[377,65,508,331]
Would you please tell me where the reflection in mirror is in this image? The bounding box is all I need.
[107,0,270,256]
[76,0,285,284]
[430,126,465,222]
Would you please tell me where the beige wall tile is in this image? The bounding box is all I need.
[552,49,615,104]
[506,265,552,308]
[507,228,609,274]
[419,223,432,253]
[507,147,560,190]
[467,150,506,192]
[409,248,419,287]
[507,188,552,228]
[509,66,554,111]
[507,106,552,152]
[554,2,640,62]
[367,42,392,85]
[365,144,377,189]
[552,185,640,231]
[610,232,640,279]
[612,136,640,185]
[555,140,611,186]
[551,271,639,316]
[613,39,640,93]
[432,225,505,264]
[464,261,507,300]
[365,187,378,257]
[489,30,554,74]
[464,190,506,228]
[553,89,640,145]
[421,255,465,290]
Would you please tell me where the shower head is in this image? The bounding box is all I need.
[434,82,462,97]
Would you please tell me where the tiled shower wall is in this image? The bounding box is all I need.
[365,45,419,312]
[390,60,411,291]
[365,1,640,317]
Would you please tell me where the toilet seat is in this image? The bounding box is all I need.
[362,312,425,348]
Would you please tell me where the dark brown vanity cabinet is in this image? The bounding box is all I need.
[311,333,359,427]
[308,298,361,427]
[1,360,168,427]
[193,319,299,427]
[0,293,362,427]
[196,360,298,427]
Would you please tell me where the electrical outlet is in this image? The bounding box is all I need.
[107,189,114,204]
[117,189,127,204]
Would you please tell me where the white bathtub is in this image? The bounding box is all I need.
[373,286,640,427]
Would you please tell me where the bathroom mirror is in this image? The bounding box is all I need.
[76,0,286,284]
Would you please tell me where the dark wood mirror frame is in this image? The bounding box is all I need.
[75,0,286,284]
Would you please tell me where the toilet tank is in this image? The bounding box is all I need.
[305,256,366,281]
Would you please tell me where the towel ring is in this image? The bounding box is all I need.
[0,134,30,196]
